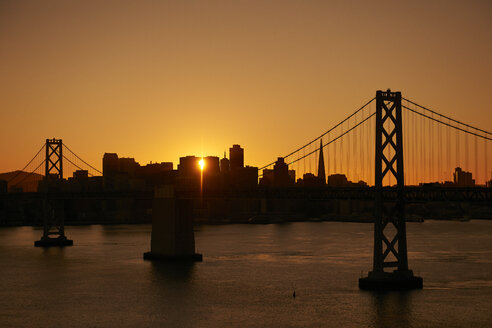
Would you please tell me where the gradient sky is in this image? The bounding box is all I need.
[1,0,491,177]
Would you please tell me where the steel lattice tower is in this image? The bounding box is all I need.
[45,138,63,180]
[35,138,72,247]
[359,90,422,289]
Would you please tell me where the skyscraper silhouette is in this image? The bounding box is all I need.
[229,144,244,170]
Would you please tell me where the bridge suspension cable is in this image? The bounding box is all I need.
[9,159,46,189]
[402,105,492,141]
[287,112,376,166]
[402,97,491,136]
[7,144,45,182]
[402,96,491,186]
[63,143,103,175]
[62,154,96,177]
[259,96,375,170]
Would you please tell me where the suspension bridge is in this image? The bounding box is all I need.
[1,89,491,290]
[5,90,491,190]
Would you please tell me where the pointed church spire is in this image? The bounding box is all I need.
[318,139,326,184]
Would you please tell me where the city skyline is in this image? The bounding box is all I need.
[1,2,491,324]
[2,140,486,195]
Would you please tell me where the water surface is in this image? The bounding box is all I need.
[1,221,491,327]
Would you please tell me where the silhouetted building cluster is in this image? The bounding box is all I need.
[177,145,259,191]
[326,174,367,187]
[103,153,175,191]
[96,141,369,192]
[99,145,259,193]
[260,158,295,187]
[37,169,104,192]
[7,137,489,194]
[453,167,475,187]
[177,155,219,191]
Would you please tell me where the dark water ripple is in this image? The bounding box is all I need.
[1,220,491,327]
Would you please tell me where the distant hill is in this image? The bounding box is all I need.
[0,171,44,192]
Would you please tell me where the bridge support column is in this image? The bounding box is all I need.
[144,185,202,261]
[35,139,73,247]
[35,196,73,247]
[359,90,422,290]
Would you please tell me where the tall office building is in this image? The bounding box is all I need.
[178,156,200,178]
[229,144,244,170]
[103,153,119,177]
[220,152,230,173]
[273,157,293,187]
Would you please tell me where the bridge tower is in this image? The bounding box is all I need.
[359,90,422,289]
[35,138,73,247]
[45,138,63,179]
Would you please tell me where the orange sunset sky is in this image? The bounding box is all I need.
[1,0,491,179]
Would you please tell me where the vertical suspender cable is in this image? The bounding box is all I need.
[359,111,363,182]
[465,127,469,171]
[447,118,451,181]
[303,146,306,177]
[297,149,300,179]
[420,106,424,184]
[438,120,442,182]
[474,134,478,184]
[485,135,489,185]
[327,132,330,177]
[412,108,417,185]
[340,124,344,175]
[430,112,434,181]
[347,120,350,181]
[456,126,460,168]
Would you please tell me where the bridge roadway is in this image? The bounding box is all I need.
[1,186,490,202]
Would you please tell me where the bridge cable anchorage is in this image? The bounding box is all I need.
[403,98,492,136]
[63,143,103,175]
[7,144,45,182]
[287,112,376,166]
[402,105,492,141]
[258,96,376,170]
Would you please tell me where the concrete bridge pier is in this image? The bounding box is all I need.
[144,185,202,261]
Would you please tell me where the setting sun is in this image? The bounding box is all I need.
[198,158,205,171]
